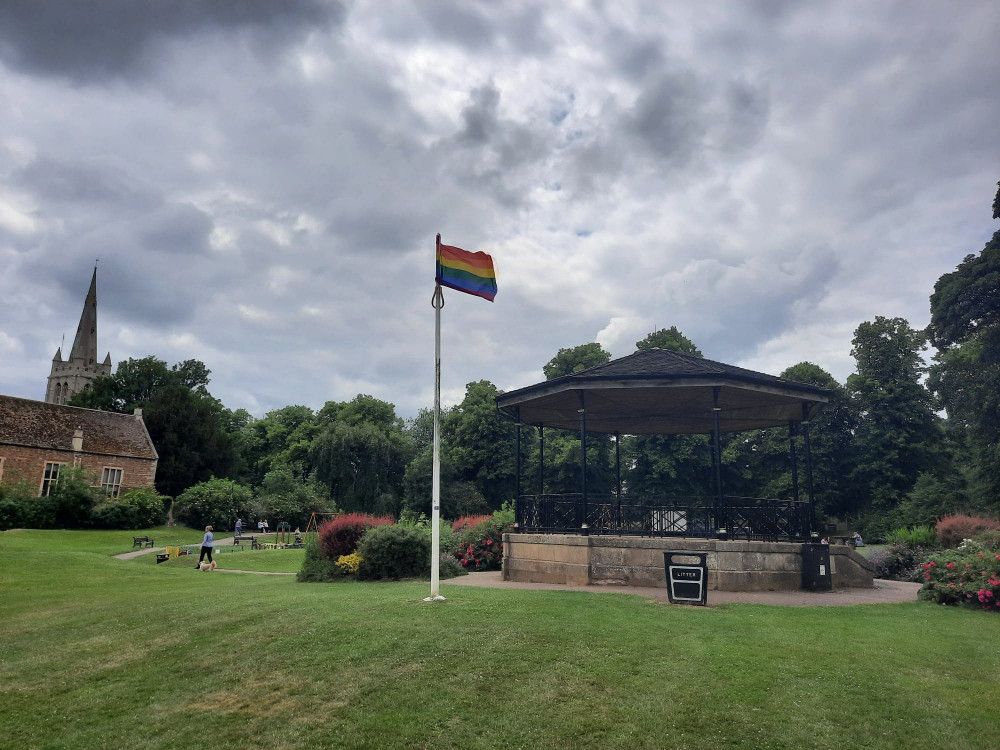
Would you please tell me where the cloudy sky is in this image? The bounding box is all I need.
[1,1,997,419]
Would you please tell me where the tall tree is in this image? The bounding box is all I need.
[847,317,942,514]
[69,357,237,497]
[928,204,1000,505]
[635,326,703,356]
[542,342,611,379]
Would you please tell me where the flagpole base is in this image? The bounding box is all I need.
[423,594,447,602]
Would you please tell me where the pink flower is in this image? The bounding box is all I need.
[946,562,955,570]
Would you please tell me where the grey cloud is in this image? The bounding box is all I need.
[0,0,342,83]
[139,204,214,256]
[15,155,159,210]
[627,71,706,167]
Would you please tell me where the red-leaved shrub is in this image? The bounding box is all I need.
[936,514,1000,548]
[319,513,394,560]
[452,514,491,533]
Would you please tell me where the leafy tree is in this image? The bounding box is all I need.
[174,478,253,530]
[252,468,334,528]
[239,405,319,486]
[310,395,409,515]
[928,223,1000,505]
[635,326,703,356]
[445,380,517,507]
[542,342,611,379]
[847,317,942,514]
[70,357,238,497]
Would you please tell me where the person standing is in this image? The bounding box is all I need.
[235,518,243,537]
[196,525,214,568]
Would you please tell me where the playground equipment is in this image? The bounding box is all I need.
[275,521,291,546]
[304,512,339,542]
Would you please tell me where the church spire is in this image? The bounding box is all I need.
[68,267,99,366]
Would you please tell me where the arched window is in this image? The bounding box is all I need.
[54,383,62,403]
[63,382,70,404]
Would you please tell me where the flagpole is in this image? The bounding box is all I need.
[426,233,446,602]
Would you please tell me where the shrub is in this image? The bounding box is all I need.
[318,513,394,560]
[885,525,938,548]
[438,553,467,579]
[47,466,103,528]
[868,544,938,582]
[335,553,362,575]
[918,547,1000,612]
[174,478,253,530]
[454,516,505,571]
[452,514,491,532]
[91,487,168,529]
[297,537,340,582]
[936,514,1000,548]
[357,524,431,580]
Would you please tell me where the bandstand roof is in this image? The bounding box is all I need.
[495,349,830,435]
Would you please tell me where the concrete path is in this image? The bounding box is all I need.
[114,535,236,560]
[443,571,921,607]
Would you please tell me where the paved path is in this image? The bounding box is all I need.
[443,571,921,607]
[114,535,236,560]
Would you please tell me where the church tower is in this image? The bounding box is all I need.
[45,268,113,404]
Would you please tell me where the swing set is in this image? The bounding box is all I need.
[303,512,340,542]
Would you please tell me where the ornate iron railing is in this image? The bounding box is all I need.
[515,494,811,542]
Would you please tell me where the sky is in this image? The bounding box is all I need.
[1,1,998,420]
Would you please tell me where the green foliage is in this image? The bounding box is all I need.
[174,478,253,530]
[403,445,490,519]
[444,380,516,508]
[356,524,431,580]
[847,317,943,512]
[918,546,1000,611]
[542,342,611,379]
[635,326,702,356]
[48,466,103,528]
[252,468,333,528]
[867,544,938,582]
[91,487,168,529]
[454,515,507,570]
[885,525,938,549]
[296,536,340,582]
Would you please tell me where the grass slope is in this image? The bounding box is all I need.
[1,529,997,750]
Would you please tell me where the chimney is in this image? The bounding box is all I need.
[72,428,83,452]
[133,407,143,420]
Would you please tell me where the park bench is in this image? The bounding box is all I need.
[232,535,256,546]
[132,536,154,548]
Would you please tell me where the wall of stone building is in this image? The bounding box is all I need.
[0,444,156,495]
[46,359,112,404]
[502,533,875,592]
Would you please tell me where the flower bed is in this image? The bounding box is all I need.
[919,540,1000,612]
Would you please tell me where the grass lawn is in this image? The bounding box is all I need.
[1,530,998,750]
[155,546,306,573]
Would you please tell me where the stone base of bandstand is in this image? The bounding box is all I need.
[502,533,875,591]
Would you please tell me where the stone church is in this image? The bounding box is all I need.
[45,268,112,404]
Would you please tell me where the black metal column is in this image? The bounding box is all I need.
[579,392,587,531]
[538,424,544,496]
[712,387,723,531]
[515,407,521,504]
[788,420,800,503]
[802,402,816,534]
[615,432,622,529]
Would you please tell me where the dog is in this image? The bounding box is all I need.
[198,560,217,571]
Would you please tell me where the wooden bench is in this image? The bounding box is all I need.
[132,536,154,548]
[232,535,256,546]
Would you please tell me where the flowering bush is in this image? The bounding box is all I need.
[335,553,362,575]
[868,544,938,581]
[454,516,507,570]
[452,514,492,532]
[918,542,1000,612]
[318,513,394,560]
[936,514,1000,548]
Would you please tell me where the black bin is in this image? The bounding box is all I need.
[663,551,708,606]
[801,543,832,591]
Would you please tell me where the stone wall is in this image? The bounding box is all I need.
[503,533,874,591]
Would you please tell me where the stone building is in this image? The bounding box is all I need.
[45,268,112,405]
[0,395,158,497]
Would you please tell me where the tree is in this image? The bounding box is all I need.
[847,317,942,515]
[635,326,703,356]
[928,219,1000,505]
[69,357,238,497]
[239,405,319,486]
[542,343,611,379]
[445,380,517,507]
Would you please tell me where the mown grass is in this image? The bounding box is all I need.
[1,529,998,750]
[155,546,305,573]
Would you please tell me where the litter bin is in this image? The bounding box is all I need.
[663,551,708,606]
[801,543,832,591]
[156,553,170,564]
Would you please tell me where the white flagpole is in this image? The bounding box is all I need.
[426,234,446,602]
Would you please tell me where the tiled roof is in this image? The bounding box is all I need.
[0,395,157,459]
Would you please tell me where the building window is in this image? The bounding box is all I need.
[40,462,64,496]
[101,467,124,498]
[55,383,62,403]
[62,382,69,404]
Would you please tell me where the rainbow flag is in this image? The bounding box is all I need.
[436,243,497,302]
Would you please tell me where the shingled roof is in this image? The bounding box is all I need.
[0,395,158,460]
[496,348,831,435]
